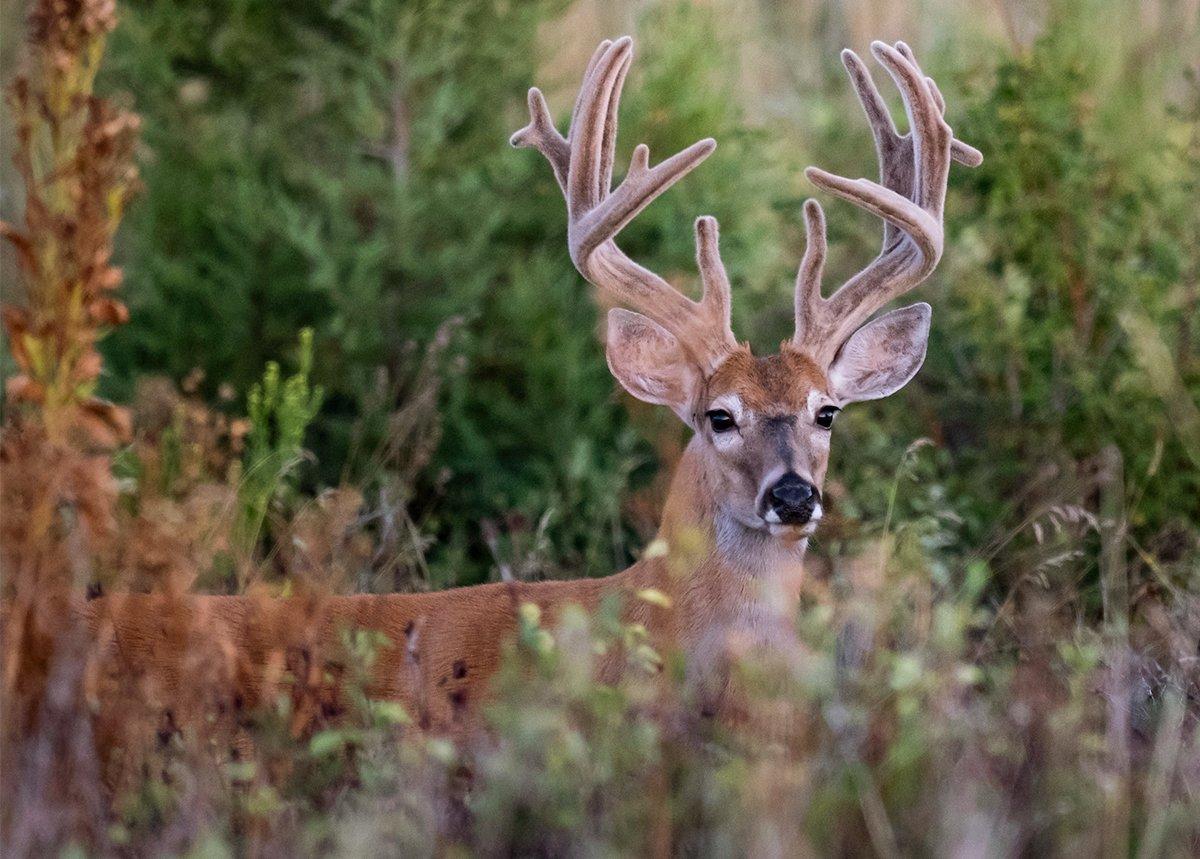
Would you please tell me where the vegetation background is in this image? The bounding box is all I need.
[1,0,1198,854]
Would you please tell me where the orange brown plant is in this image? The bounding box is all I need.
[2,0,139,446]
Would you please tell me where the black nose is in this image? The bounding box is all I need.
[768,473,820,525]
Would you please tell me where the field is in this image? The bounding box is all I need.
[1,0,1198,855]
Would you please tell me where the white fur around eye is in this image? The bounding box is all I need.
[705,394,745,447]
[806,390,834,417]
[712,428,741,450]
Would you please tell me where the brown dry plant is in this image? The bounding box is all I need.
[0,0,139,849]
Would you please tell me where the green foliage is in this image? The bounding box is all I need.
[80,0,1196,597]
[934,0,1200,543]
[98,521,1200,854]
[97,0,800,584]
[101,0,403,394]
[469,601,666,852]
[87,0,1198,592]
[234,329,323,562]
[817,0,1200,591]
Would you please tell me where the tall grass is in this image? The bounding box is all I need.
[1,0,1198,855]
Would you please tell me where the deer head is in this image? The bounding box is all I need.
[513,37,981,544]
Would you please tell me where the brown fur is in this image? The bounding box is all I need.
[702,346,828,416]
[78,465,710,784]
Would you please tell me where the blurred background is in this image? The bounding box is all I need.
[1,0,1197,592]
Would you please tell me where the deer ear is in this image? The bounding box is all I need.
[828,303,931,403]
[605,308,701,422]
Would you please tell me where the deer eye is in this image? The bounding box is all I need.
[815,405,840,429]
[705,409,737,434]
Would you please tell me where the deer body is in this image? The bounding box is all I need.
[85,433,807,738]
[82,36,979,760]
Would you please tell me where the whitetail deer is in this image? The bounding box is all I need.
[81,37,979,757]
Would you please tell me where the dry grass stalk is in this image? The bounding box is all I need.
[1,1,139,849]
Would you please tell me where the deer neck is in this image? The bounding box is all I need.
[653,437,807,646]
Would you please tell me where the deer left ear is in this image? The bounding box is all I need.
[828,303,931,403]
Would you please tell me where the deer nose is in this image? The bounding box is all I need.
[768,473,820,525]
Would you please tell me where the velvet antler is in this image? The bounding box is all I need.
[511,37,735,372]
[515,38,980,374]
[793,41,982,365]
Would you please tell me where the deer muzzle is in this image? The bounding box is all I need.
[764,472,821,527]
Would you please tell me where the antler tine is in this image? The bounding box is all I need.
[513,38,733,369]
[594,41,627,201]
[794,199,827,338]
[510,39,618,192]
[566,38,632,220]
[570,39,614,141]
[893,41,984,169]
[695,215,734,345]
[511,88,570,190]
[794,41,981,364]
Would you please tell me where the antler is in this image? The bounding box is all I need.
[793,41,982,365]
[511,37,736,372]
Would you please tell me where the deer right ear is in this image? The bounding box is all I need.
[605,308,701,422]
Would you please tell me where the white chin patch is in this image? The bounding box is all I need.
[759,504,822,538]
[769,522,818,539]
